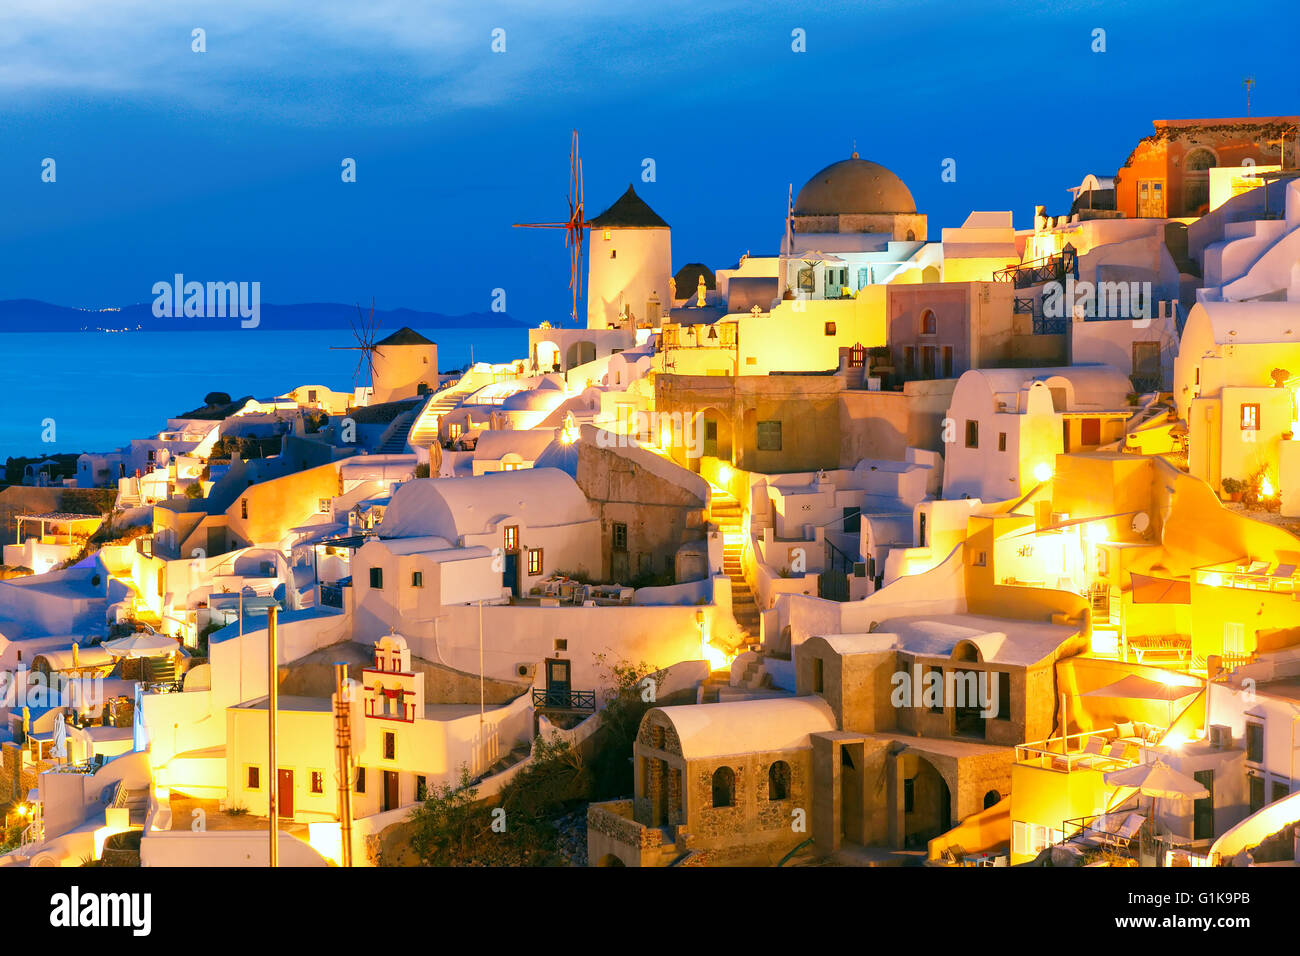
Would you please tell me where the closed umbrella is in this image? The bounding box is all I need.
[52,713,67,763]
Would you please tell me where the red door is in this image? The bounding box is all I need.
[277,769,294,818]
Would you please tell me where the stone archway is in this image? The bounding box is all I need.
[901,753,953,850]
[566,340,597,371]
[596,853,627,867]
[699,406,733,462]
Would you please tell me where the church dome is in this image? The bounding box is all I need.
[794,155,916,216]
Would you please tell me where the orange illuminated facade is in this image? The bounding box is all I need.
[1114,117,1297,219]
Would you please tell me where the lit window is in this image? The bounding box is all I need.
[603,230,611,240]
[318,498,331,514]
[504,526,518,551]
[1240,404,1259,431]
[528,548,543,575]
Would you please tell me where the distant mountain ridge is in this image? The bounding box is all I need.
[0,299,525,332]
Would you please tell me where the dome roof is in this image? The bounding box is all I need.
[794,155,916,216]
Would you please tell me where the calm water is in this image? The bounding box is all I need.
[0,327,523,460]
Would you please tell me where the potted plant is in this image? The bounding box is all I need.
[1221,478,1244,502]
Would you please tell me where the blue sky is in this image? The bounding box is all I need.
[1,0,1294,325]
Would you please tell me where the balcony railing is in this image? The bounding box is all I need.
[320,583,345,608]
[532,688,597,712]
[365,697,416,722]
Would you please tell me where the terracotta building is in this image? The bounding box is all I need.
[1115,117,1297,219]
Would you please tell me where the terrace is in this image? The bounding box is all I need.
[1193,558,1300,593]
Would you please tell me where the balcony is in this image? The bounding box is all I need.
[1194,559,1299,594]
[365,697,415,722]
[1015,726,1163,773]
[532,688,596,713]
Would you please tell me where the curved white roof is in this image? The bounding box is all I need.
[1187,301,1300,346]
[377,468,592,540]
[652,696,836,759]
[957,364,1132,409]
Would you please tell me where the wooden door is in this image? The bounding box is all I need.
[383,770,399,813]
[277,769,294,818]
[545,658,571,708]
[1137,180,1165,218]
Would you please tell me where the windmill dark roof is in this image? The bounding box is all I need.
[589,184,669,229]
[376,327,436,347]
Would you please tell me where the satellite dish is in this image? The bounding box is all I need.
[1131,512,1150,533]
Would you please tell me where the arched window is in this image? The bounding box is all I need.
[906,229,916,242]
[1183,148,1217,215]
[768,761,791,801]
[711,766,736,808]
[984,789,1001,809]
[920,309,937,335]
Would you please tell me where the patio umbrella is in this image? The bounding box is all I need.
[1083,672,1202,732]
[101,631,177,659]
[1104,759,1209,848]
[52,713,67,762]
[1083,674,1201,702]
[1104,759,1209,800]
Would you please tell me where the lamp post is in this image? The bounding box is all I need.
[267,605,278,868]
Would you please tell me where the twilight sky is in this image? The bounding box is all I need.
[1,0,1294,324]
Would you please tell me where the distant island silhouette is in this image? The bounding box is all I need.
[0,299,524,333]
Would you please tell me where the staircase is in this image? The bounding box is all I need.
[407,378,484,449]
[375,408,419,454]
[711,489,760,646]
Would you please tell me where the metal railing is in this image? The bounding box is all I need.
[994,255,1069,289]
[532,688,597,712]
[365,697,416,722]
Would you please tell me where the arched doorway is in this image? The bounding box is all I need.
[1182,148,1217,216]
[901,754,952,849]
[534,340,560,373]
[596,853,626,867]
[699,407,733,462]
[565,340,596,370]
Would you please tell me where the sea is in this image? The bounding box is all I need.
[0,326,526,462]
